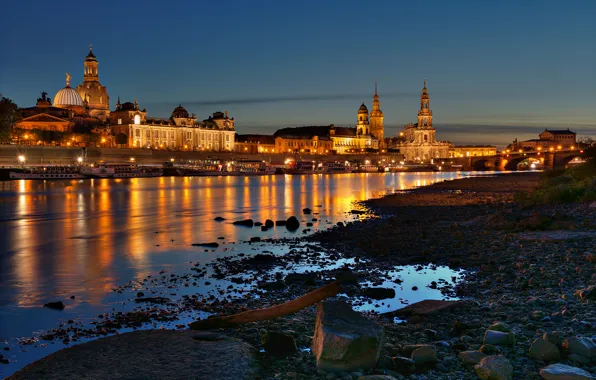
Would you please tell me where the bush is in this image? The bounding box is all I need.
[522,161,596,204]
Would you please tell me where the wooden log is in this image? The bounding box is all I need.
[190,281,342,330]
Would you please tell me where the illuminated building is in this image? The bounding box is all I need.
[274,134,333,154]
[235,134,276,153]
[16,73,105,134]
[395,81,450,161]
[76,45,110,122]
[369,82,385,147]
[511,129,577,151]
[110,102,235,151]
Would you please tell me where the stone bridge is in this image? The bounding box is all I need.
[457,149,585,171]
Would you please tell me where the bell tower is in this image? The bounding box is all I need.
[417,80,432,128]
[369,82,385,147]
[356,102,369,135]
[83,45,99,82]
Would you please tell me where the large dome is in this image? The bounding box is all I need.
[172,105,189,118]
[54,86,84,107]
[358,102,368,113]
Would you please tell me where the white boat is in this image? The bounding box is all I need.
[10,166,86,180]
[106,164,163,178]
[316,162,353,174]
[355,164,380,173]
[80,165,115,178]
[233,160,276,175]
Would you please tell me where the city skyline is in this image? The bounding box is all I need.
[1,0,594,148]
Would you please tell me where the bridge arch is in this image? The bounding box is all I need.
[503,156,527,171]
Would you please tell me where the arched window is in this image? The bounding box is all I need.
[424,134,428,141]
[423,119,427,126]
[134,115,141,125]
[359,116,362,121]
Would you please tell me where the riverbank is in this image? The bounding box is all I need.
[8,171,596,379]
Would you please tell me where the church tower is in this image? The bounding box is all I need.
[77,45,110,122]
[417,80,432,128]
[369,82,384,147]
[356,102,369,135]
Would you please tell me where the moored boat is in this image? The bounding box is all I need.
[9,165,86,180]
[283,160,317,174]
[316,161,353,174]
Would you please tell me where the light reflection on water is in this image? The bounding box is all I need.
[0,171,485,375]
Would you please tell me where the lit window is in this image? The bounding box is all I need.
[134,115,141,125]
[118,119,122,125]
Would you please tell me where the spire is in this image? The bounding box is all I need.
[374,80,378,96]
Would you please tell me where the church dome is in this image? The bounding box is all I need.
[54,86,84,107]
[358,103,368,113]
[172,105,189,118]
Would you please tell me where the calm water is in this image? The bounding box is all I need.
[0,172,482,376]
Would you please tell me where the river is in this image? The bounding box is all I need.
[0,171,486,376]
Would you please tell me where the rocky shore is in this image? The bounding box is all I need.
[8,171,596,379]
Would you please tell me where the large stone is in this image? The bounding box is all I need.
[286,216,300,231]
[312,300,384,372]
[529,337,560,361]
[543,331,566,347]
[458,350,486,365]
[391,356,415,373]
[483,330,516,346]
[487,322,512,333]
[410,346,437,365]
[539,364,594,380]
[361,287,396,300]
[391,299,465,316]
[8,330,258,380]
[578,285,596,301]
[563,337,596,359]
[261,331,297,357]
[43,301,65,310]
[474,355,513,380]
[232,219,254,227]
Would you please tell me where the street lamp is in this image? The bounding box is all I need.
[77,156,83,163]
[18,155,25,166]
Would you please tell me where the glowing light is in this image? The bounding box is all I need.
[101,138,106,143]
[130,157,135,162]
[170,158,175,162]
[18,155,25,163]
[77,157,83,163]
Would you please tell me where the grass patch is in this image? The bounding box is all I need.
[516,160,596,204]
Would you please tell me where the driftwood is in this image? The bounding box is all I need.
[190,281,342,330]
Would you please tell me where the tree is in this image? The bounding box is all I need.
[0,94,19,143]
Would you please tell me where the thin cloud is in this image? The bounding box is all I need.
[144,92,418,107]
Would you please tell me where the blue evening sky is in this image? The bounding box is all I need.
[1,0,594,147]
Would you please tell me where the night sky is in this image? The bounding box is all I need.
[1,0,594,147]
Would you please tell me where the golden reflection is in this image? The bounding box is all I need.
[4,172,477,309]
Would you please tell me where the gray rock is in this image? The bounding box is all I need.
[578,285,596,301]
[539,363,594,380]
[312,300,384,372]
[483,330,516,346]
[563,337,596,359]
[568,354,591,365]
[474,355,513,380]
[543,331,566,347]
[7,330,258,380]
[410,346,437,365]
[458,350,486,365]
[529,337,561,361]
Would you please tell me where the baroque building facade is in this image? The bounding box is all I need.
[76,46,110,122]
[110,101,235,151]
[396,81,450,161]
[369,83,385,147]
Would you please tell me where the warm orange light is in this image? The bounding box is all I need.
[537,147,542,151]
[67,142,71,146]
[557,145,562,150]
[101,138,106,143]
[549,147,554,151]
[184,145,188,149]
[24,134,29,139]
